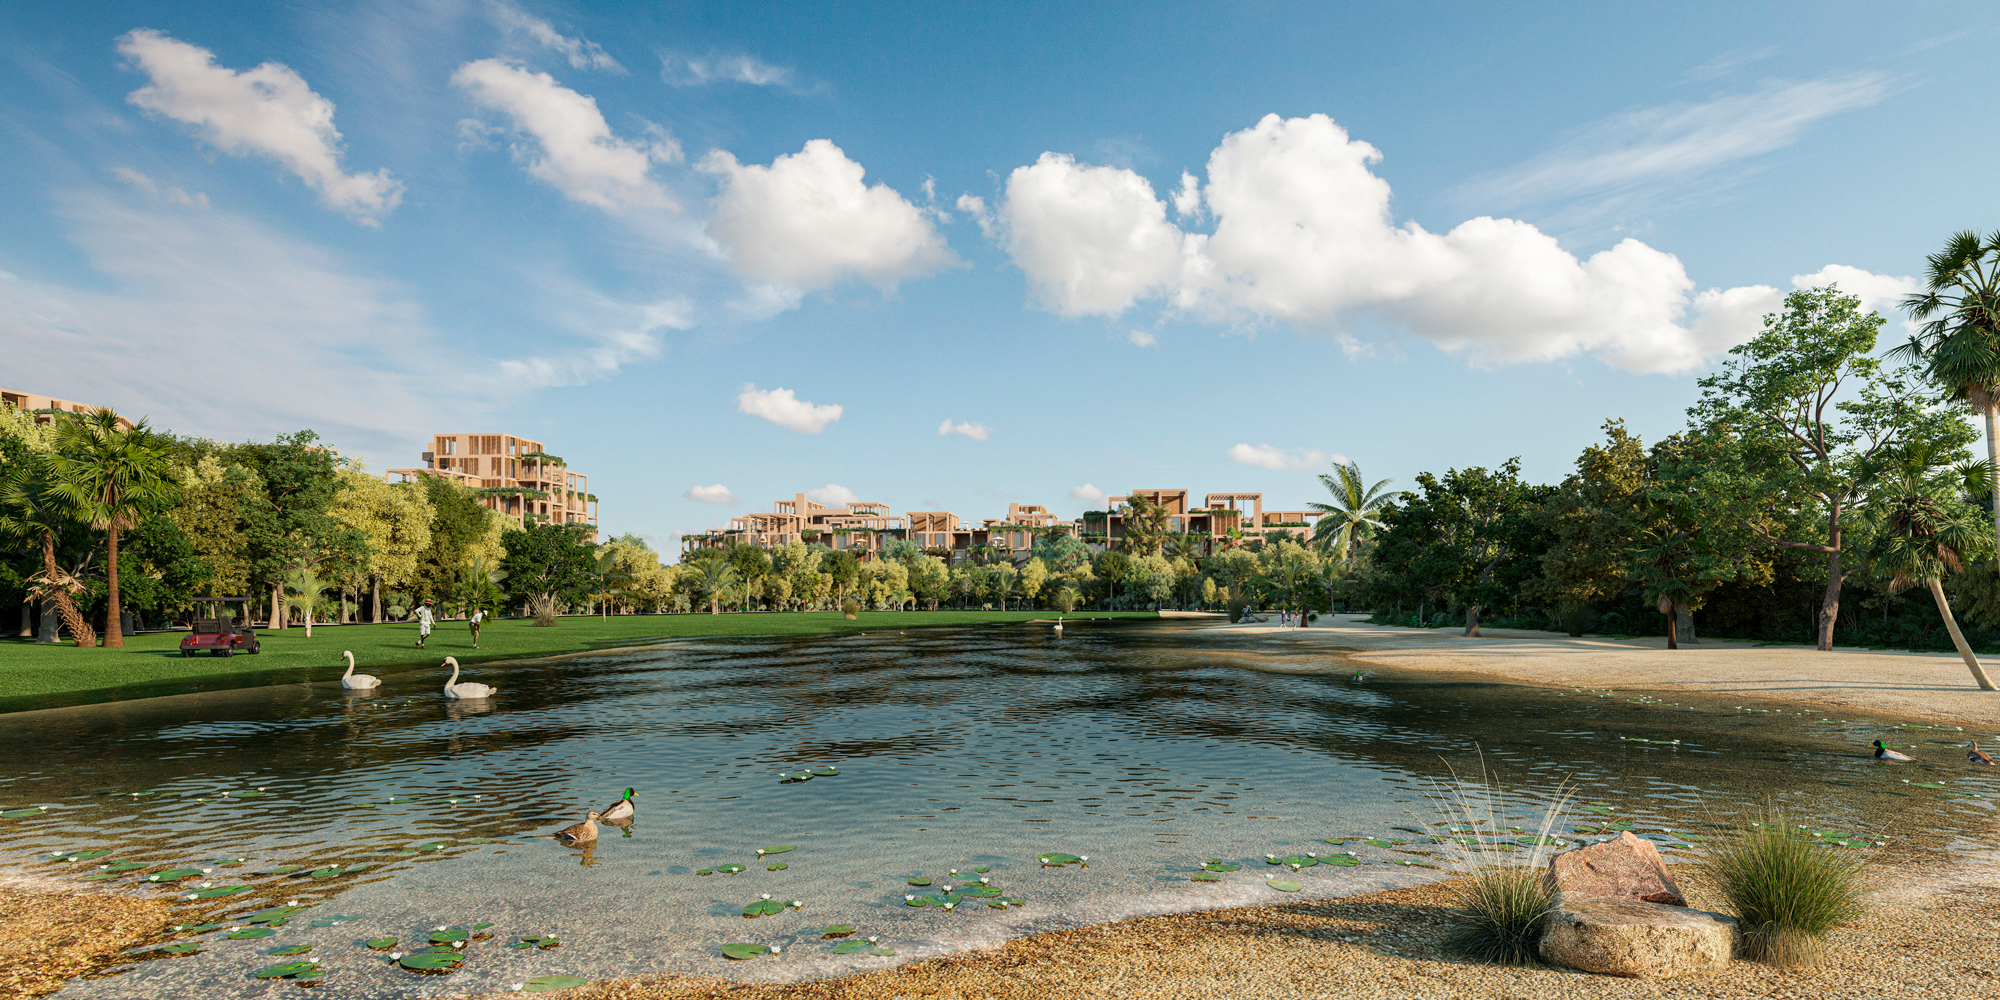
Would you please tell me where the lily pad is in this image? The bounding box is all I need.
[50,849,113,862]
[1202,862,1241,872]
[99,861,150,872]
[365,937,397,950]
[1323,855,1363,866]
[255,866,307,876]
[767,862,788,871]
[742,898,786,917]
[1,809,44,819]
[760,845,796,854]
[398,951,463,971]
[696,869,714,876]
[188,885,252,899]
[245,906,308,925]
[821,925,856,937]
[523,976,590,993]
[1275,856,1318,868]
[1036,853,1082,866]
[252,961,319,979]
[429,928,468,944]
[720,942,772,960]
[810,767,840,776]
[231,790,267,798]
[973,866,990,873]
[1363,839,1406,848]
[510,935,559,949]
[832,939,875,953]
[1911,781,1946,789]
[265,945,313,956]
[148,868,207,881]
[907,877,932,886]
[872,947,896,956]
[228,927,278,940]
[1267,878,1303,892]
[80,872,129,882]
[1190,872,1221,882]
[716,864,746,874]
[415,842,447,851]
[1582,806,1614,815]
[472,922,493,930]
[956,886,1002,897]
[158,942,201,955]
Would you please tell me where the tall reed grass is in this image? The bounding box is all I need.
[1706,808,1868,967]
[1430,760,1573,966]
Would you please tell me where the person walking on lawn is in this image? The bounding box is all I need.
[468,606,486,649]
[415,599,435,648]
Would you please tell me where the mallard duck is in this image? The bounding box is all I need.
[340,650,380,690]
[1969,742,1995,766]
[442,657,495,699]
[1872,739,1915,762]
[555,810,600,843]
[599,787,637,822]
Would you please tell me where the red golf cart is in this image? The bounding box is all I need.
[180,597,262,657]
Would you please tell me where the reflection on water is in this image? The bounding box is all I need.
[3,622,1994,999]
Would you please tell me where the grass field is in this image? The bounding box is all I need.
[0,610,1159,713]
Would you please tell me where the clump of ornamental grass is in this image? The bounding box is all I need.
[1429,757,1574,966]
[528,595,561,627]
[1707,808,1868,967]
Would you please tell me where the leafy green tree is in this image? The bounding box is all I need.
[909,554,950,610]
[413,473,501,603]
[235,431,350,629]
[1863,461,1996,689]
[823,549,860,603]
[1018,556,1049,607]
[880,537,924,564]
[500,521,596,621]
[1690,285,1975,650]
[1205,548,1258,611]
[1370,459,1552,635]
[49,411,174,647]
[1895,230,2000,566]
[1031,533,1092,575]
[1094,550,1132,606]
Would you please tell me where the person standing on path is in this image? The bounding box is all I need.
[415,599,435,648]
[468,607,486,649]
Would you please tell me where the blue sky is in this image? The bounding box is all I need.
[4,1,1996,555]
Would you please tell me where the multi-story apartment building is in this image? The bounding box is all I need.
[1083,490,1323,555]
[387,433,597,537]
[683,497,1081,564]
[1,387,135,430]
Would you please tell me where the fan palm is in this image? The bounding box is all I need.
[692,559,741,615]
[1895,230,2000,567]
[1866,468,1995,690]
[0,453,95,647]
[47,410,171,648]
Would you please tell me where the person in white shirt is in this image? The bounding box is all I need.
[415,599,435,648]
[468,607,486,648]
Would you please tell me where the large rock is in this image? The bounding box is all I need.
[1539,895,1737,978]
[1545,830,1686,905]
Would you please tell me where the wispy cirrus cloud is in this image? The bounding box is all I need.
[937,419,990,440]
[489,1,624,72]
[1227,443,1343,471]
[1462,74,1890,215]
[659,51,802,90]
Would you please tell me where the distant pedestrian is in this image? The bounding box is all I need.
[468,607,486,649]
[415,599,435,648]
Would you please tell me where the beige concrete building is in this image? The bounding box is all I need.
[1,388,136,430]
[388,433,597,536]
[1086,489,1323,555]
[684,496,1082,564]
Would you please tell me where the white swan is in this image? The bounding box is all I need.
[442,656,495,699]
[340,650,381,690]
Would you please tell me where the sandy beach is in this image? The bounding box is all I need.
[1191,614,2000,730]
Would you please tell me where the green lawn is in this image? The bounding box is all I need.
[0,610,1158,713]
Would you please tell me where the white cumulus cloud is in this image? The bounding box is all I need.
[1228,444,1337,471]
[684,483,738,505]
[1069,483,1107,504]
[737,383,842,434]
[118,29,403,224]
[979,113,1912,375]
[938,419,990,440]
[1792,264,1919,325]
[805,484,859,506]
[491,2,624,72]
[1125,329,1158,347]
[700,140,956,291]
[452,58,677,211]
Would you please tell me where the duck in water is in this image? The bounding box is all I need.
[554,809,601,843]
[1872,740,1915,762]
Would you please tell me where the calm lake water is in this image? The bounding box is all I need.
[3,620,1993,998]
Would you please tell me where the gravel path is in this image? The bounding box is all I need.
[466,856,2000,1000]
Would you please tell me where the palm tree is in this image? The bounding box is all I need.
[1866,468,1996,690]
[692,560,741,615]
[48,411,171,648]
[1897,231,2000,566]
[283,567,330,638]
[1308,460,1404,617]
[1120,494,1171,556]
[0,453,95,646]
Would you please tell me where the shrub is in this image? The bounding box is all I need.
[527,594,561,627]
[1707,809,1867,966]
[1433,759,1572,966]
[840,597,860,620]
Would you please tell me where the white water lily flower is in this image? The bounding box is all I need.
[948,869,958,875]
[978,877,990,884]
[770,945,782,954]
[201,868,212,873]
[389,953,403,960]
[789,901,800,907]
[761,894,772,900]
[904,895,914,901]
[453,941,464,948]
[512,986,525,993]
[434,925,447,931]
[942,902,954,910]
[867,936,878,942]
[756,849,765,855]
[1079,856,1088,861]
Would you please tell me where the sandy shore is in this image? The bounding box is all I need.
[1193,615,2000,729]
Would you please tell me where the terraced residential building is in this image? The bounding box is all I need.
[387,433,597,537]
[683,497,1080,564]
[1,387,135,430]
